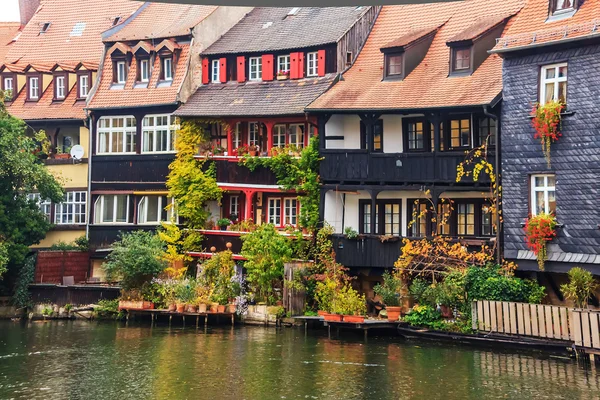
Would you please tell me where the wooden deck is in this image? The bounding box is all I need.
[292,316,401,339]
[124,308,236,327]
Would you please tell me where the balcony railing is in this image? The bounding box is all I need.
[212,159,277,186]
[320,150,494,184]
[91,154,174,184]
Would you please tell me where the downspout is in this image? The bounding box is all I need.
[483,104,501,264]
[86,112,92,239]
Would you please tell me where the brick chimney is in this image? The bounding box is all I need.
[19,0,41,27]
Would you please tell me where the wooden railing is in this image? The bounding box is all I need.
[472,300,600,350]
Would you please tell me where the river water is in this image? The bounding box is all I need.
[0,321,598,399]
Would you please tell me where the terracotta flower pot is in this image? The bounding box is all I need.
[440,305,454,318]
[176,304,186,313]
[198,303,207,313]
[217,305,226,313]
[228,304,236,313]
[323,313,343,322]
[188,305,198,313]
[168,304,176,312]
[210,304,218,313]
[386,306,402,322]
[317,310,327,317]
[344,315,365,323]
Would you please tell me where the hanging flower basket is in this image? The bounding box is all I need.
[524,213,557,271]
[531,100,564,168]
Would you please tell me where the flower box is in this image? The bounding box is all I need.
[343,315,365,323]
[323,313,343,322]
[317,310,327,316]
[118,300,154,311]
[276,75,289,81]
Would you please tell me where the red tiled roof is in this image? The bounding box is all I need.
[4,0,141,65]
[493,0,600,52]
[307,0,524,112]
[448,13,516,44]
[0,23,21,63]
[381,25,442,50]
[104,3,217,42]
[87,45,190,110]
[7,79,87,120]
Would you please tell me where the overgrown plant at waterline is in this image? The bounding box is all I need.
[561,267,598,309]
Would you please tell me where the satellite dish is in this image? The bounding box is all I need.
[70,145,85,160]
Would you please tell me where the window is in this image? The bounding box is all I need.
[284,198,298,226]
[273,125,286,148]
[268,198,281,225]
[278,55,290,74]
[452,47,471,72]
[540,63,567,105]
[211,59,219,82]
[372,120,383,152]
[94,195,129,224]
[360,200,401,235]
[249,57,262,81]
[406,120,425,151]
[40,22,51,34]
[481,204,496,236]
[29,77,39,100]
[142,114,176,153]
[307,52,318,77]
[229,195,239,218]
[27,193,51,221]
[409,201,429,237]
[450,118,471,148]
[437,203,451,235]
[531,174,556,215]
[233,123,242,149]
[116,61,127,84]
[97,116,137,154]
[3,76,13,101]
[478,117,496,147]
[361,202,372,234]
[457,203,475,236]
[139,59,150,82]
[55,191,86,225]
[382,202,401,236]
[386,53,403,77]
[554,0,574,11]
[249,122,260,147]
[55,75,66,99]
[289,124,305,149]
[138,196,176,224]
[79,74,89,98]
[430,122,444,152]
[346,51,353,65]
[163,57,173,81]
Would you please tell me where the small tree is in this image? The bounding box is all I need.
[103,231,168,291]
[561,267,598,309]
[241,224,292,304]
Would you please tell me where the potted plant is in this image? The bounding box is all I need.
[561,267,598,309]
[174,279,196,313]
[277,70,290,80]
[524,213,557,271]
[217,218,231,231]
[531,100,564,167]
[344,227,359,240]
[340,285,367,323]
[209,303,218,313]
[373,271,403,322]
[236,144,250,157]
[248,145,259,157]
[54,147,70,160]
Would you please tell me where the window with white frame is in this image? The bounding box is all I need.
[97,116,137,154]
[139,59,150,82]
[233,122,241,149]
[307,52,318,77]
[273,125,286,148]
[79,74,89,98]
[55,191,86,225]
[94,194,129,224]
[27,193,51,221]
[249,122,260,148]
[142,114,176,153]
[29,77,39,99]
[3,77,13,99]
[211,59,219,82]
[277,55,290,73]
[163,57,173,81]
[284,198,298,226]
[268,198,281,225]
[540,63,567,105]
[289,124,305,148]
[116,61,127,84]
[138,195,176,224]
[249,57,262,81]
[531,174,556,215]
[55,76,65,99]
[229,195,239,218]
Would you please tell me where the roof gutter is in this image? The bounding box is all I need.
[305,102,497,114]
[85,102,179,112]
[491,32,600,55]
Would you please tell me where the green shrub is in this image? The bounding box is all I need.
[344,227,358,239]
[404,305,444,330]
[464,265,545,304]
[561,267,598,309]
[373,271,403,306]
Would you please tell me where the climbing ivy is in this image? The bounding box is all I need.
[13,253,36,309]
[241,136,321,231]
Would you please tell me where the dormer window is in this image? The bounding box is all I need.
[386,53,403,77]
[112,16,122,26]
[380,26,439,81]
[451,47,472,73]
[28,76,39,100]
[249,57,262,81]
[278,55,290,74]
[163,57,173,81]
[139,59,150,83]
[55,75,66,100]
[116,61,127,84]
[307,52,318,77]
[211,59,220,82]
[78,73,90,98]
[548,0,578,19]
[2,76,14,101]
[40,22,51,34]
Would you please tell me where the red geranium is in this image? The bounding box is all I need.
[531,100,564,167]
[524,213,557,271]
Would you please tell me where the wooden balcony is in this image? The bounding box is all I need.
[320,150,494,185]
[201,230,244,254]
[91,154,174,188]
[212,158,277,186]
[332,234,402,269]
[89,225,157,251]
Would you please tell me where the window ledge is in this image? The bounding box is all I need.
[44,158,88,165]
[110,84,125,90]
[520,222,564,228]
[528,110,575,119]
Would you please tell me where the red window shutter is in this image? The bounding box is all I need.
[318,50,326,77]
[297,52,305,79]
[219,57,227,83]
[262,54,274,81]
[237,56,246,83]
[290,52,299,79]
[202,58,209,84]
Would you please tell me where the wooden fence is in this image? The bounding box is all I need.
[283,261,309,316]
[472,300,600,350]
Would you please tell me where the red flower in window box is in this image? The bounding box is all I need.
[531,100,564,168]
[524,213,557,271]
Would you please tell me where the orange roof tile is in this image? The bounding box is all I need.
[493,0,600,52]
[4,0,141,65]
[381,25,442,50]
[307,0,524,112]
[0,23,21,63]
[7,79,86,120]
[87,45,190,110]
[104,3,217,42]
[448,13,516,44]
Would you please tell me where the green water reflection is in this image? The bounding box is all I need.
[0,321,598,399]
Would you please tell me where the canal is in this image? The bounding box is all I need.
[0,321,598,399]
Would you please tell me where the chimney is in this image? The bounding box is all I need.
[19,0,41,27]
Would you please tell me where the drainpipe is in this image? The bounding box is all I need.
[86,113,92,239]
[483,105,501,264]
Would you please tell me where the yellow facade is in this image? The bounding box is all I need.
[31,229,87,249]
